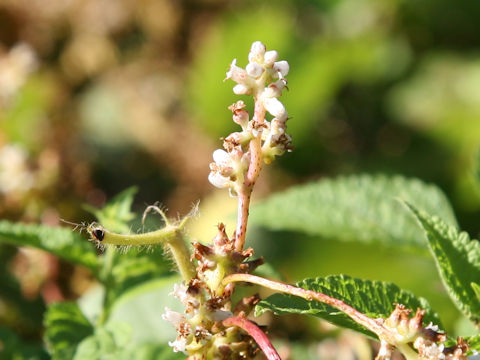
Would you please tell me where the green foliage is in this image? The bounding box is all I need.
[475,148,480,186]
[84,186,138,233]
[0,326,48,360]
[42,189,180,359]
[251,174,457,250]
[406,203,480,325]
[465,334,480,355]
[105,248,171,301]
[87,188,171,309]
[73,322,182,360]
[44,302,94,360]
[0,221,99,271]
[388,55,480,151]
[255,274,441,339]
[106,277,183,344]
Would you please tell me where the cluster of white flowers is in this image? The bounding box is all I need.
[208,41,292,194]
[0,43,37,104]
[0,144,35,195]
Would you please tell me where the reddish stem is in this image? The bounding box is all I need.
[223,274,396,342]
[223,315,281,360]
[234,100,266,251]
[235,190,251,251]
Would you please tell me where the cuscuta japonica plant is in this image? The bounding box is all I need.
[38,41,480,360]
[74,41,477,360]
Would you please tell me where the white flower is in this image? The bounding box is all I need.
[208,171,231,189]
[246,62,264,78]
[263,97,287,121]
[233,83,251,95]
[264,50,278,66]
[168,337,188,354]
[248,41,266,62]
[273,60,289,78]
[162,307,186,328]
[0,144,34,194]
[263,79,287,98]
[0,43,38,102]
[208,150,234,189]
[226,59,248,84]
[213,149,230,167]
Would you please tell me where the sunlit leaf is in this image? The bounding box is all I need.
[256,274,441,339]
[406,203,480,325]
[251,174,457,250]
[0,221,99,271]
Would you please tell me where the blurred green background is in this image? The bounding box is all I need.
[0,0,479,357]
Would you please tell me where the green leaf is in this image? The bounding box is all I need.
[255,274,441,339]
[405,203,480,325]
[73,322,131,359]
[0,326,48,360]
[250,174,457,250]
[74,322,182,360]
[465,334,480,355]
[105,247,171,302]
[44,302,94,360]
[106,277,183,344]
[475,148,480,186]
[0,221,99,271]
[92,187,172,308]
[472,283,480,303]
[84,186,138,233]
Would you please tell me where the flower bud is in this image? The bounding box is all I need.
[233,84,251,95]
[264,50,278,66]
[208,172,231,189]
[248,41,266,62]
[213,149,229,164]
[246,62,264,78]
[263,97,287,121]
[273,60,289,78]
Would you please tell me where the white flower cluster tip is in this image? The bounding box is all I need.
[208,41,292,194]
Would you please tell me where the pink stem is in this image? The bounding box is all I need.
[234,100,266,251]
[223,315,281,360]
[223,274,395,341]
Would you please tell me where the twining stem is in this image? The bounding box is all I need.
[223,274,395,342]
[223,315,281,360]
[234,100,266,251]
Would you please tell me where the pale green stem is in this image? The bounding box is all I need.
[167,231,196,282]
[397,344,419,360]
[96,220,196,282]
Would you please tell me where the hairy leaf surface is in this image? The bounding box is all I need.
[250,175,457,249]
[255,274,441,338]
[406,203,480,324]
[44,302,94,360]
[0,221,98,270]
